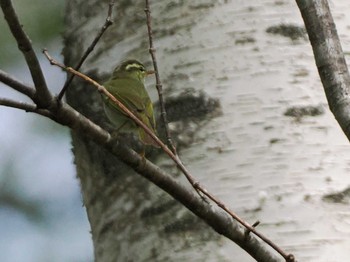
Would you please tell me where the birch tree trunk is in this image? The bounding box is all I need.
[63,0,350,261]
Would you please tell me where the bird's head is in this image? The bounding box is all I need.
[112,59,154,82]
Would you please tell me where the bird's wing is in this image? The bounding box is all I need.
[104,78,146,113]
[138,100,159,147]
[143,99,156,131]
[104,78,157,132]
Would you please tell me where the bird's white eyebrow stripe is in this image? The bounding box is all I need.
[125,63,144,70]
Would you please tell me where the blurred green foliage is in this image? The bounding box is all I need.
[0,0,65,66]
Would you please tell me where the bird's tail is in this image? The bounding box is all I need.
[138,114,159,147]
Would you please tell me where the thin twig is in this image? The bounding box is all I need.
[43,50,294,262]
[0,97,53,118]
[144,0,178,156]
[57,0,115,100]
[0,0,52,107]
[0,69,36,99]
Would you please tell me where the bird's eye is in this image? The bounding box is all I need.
[140,67,145,72]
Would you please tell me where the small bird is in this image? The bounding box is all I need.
[102,59,159,147]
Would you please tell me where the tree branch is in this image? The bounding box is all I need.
[0,69,35,99]
[0,97,52,118]
[144,0,178,155]
[296,0,350,141]
[0,0,52,107]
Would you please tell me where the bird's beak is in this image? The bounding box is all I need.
[146,70,155,76]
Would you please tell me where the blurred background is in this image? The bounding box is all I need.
[0,1,93,261]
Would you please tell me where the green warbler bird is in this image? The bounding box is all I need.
[102,59,159,147]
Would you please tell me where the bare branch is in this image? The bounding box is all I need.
[0,0,52,107]
[144,1,178,155]
[0,97,52,118]
[57,0,115,100]
[0,69,35,99]
[296,0,350,141]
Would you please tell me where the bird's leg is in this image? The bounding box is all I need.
[140,145,146,165]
